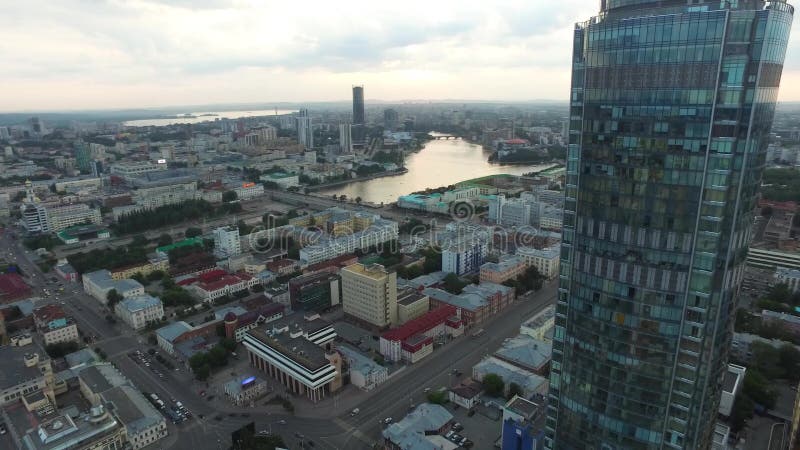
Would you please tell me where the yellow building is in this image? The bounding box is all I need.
[110,256,169,280]
[397,289,430,325]
[341,263,398,328]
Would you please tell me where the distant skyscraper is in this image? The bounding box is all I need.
[75,141,92,173]
[296,109,314,150]
[339,123,353,154]
[28,117,45,136]
[352,85,365,125]
[384,108,399,130]
[547,1,793,450]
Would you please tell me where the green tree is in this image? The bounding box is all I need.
[443,273,468,294]
[222,190,238,202]
[767,283,791,304]
[185,227,202,238]
[507,382,524,400]
[779,344,800,381]
[743,369,778,409]
[729,395,755,433]
[45,341,79,358]
[482,373,505,397]
[426,390,448,405]
[207,345,228,367]
[106,289,123,309]
[220,337,237,352]
[147,270,165,282]
[355,196,362,205]
[157,234,173,247]
[751,342,783,380]
[193,363,210,380]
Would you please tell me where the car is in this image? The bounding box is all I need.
[199,390,206,397]
[278,420,286,425]
[423,388,431,393]
[463,440,474,448]
[294,432,304,439]
[446,431,455,439]
[0,423,6,435]
[384,417,393,424]
[452,423,463,432]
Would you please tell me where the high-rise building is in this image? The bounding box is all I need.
[384,108,399,130]
[341,263,397,328]
[213,226,241,259]
[75,141,92,172]
[339,123,353,153]
[296,109,314,150]
[547,1,793,449]
[352,85,365,125]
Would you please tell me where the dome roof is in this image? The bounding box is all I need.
[224,311,237,322]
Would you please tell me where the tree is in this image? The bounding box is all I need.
[147,270,165,282]
[443,273,468,294]
[131,272,146,284]
[193,363,210,381]
[106,289,123,309]
[207,345,228,367]
[482,373,505,397]
[222,190,238,202]
[779,344,800,381]
[45,341,79,358]
[157,234,173,247]
[426,391,448,405]
[767,283,791,304]
[355,196,362,205]
[751,342,783,380]
[743,369,777,409]
[220,337,237,352]
[729,395,754,432]
[185,227,202,238]
[507,382,524,400]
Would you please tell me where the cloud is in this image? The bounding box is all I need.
[1,0,799,110]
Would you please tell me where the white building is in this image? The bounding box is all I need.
[442,239,488,276]
[516,245,561,279]
[22,202,102,234]
[339,123,353,153]
[299,220,399,266]
[234,183,264,200]
[775,266,800,292]
[297,111,314,150]
[110,161,167,179]
[34,305,80,346]
[115,295,165,330]
[719,364,746,417]
[213,226,241,259]
[336,344,387,391]
[82,270,145,304]
[132,181,197,209]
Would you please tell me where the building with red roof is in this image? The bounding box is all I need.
[380,305,463,363]
[187,271,259,303]
[0,273,31,304]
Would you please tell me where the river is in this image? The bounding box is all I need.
[123,109,297,127]
[318,134,552,204]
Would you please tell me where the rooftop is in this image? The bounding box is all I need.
[382,403,452,445]
[155,321,192,343]
[117,295,162,313]
[342,262,392,280]
[495,335,552,371]
[101,385,163,435]
[504,395,542,420]
[422,288,489,312]
[397,288,428,306]
[0,343,48,390]
[382,304,457,342]
[336,344,385,376]
[474,356,548,395]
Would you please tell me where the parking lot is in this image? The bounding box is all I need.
[444,401,504,450]
[129,349,194,424]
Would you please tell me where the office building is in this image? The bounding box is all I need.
[297,109,314,150]
[339,123,353,153]
[352,85,365,125]
[547,1,794,449]
[341,263,398,328]
[288,272,341,312]
[0,343,54,407]
[213,226,241,259]
[82,270,145,304]
[242,314,342,403]
[109,161,167,180]
[442,239,488,276]
[22,202,102,234]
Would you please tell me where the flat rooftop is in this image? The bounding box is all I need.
[0,343,48,390]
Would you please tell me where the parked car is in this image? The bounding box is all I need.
[384,417,393,424]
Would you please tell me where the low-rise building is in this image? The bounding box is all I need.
[82,270,145,304]
[396,289,430,325]
[154,321,194,355]
[516,245,560,279]
[424,283,514,328]
[336,344,388,391]
[16,405,126,450]
[260,172,299,188]
[109,255,169,280]
[480,255,527,284]
[243,314,342,403]
[380,305,462,363]
[222,302,286,342]
[0,273,32,304]
[223,374,268,406]
[102,385,168,449]
[520,305,555,341]
[54,262,79,282]
[33,304,79,346]
[188,270,258,303]
[473,356,548,398]
[382,403,453,450]
[115,295,164,330]
[747,247,800,270]
[501,396,546,450]
[495,335,551,376]
[761,309,800,337]
[0,343,54,407]
[449,380,482,409]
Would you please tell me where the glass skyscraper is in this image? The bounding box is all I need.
[547,1,793,449]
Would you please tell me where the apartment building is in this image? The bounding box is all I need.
[342,263,398,328]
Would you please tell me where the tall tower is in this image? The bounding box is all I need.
[339,123,353,154]
[296,109,314,151]
[547,1,793,449]
[352,85,365,125]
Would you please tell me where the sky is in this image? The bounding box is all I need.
[3,0,800,111]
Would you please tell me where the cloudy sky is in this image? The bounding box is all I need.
[3,0,800,111]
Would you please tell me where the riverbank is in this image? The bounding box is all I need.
[307,168,409,191]
[488,158,562,166]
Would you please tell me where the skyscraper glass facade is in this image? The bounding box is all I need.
[547,1,793,449]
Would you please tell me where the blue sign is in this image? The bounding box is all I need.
[241,376,256,385]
